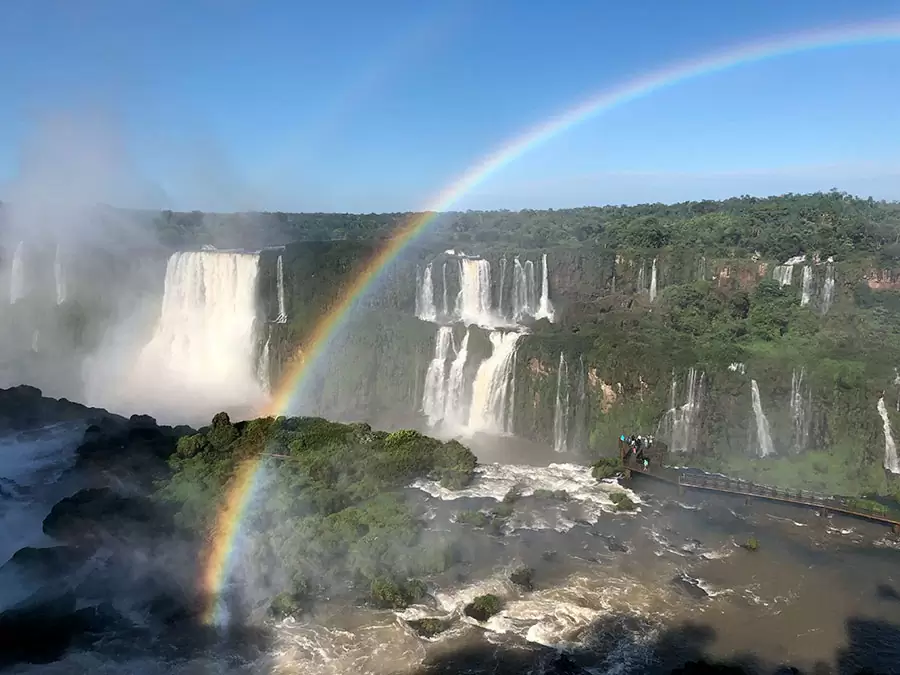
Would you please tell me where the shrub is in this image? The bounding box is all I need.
[464,594,503,622]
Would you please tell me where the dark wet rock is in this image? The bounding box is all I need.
[605,537,629,553]
[408,617,451,638]
[671,573,709,600]
[0,385,120,432]
[509,566,535,591]
[42,487,165,546]
[464,594,503,622]
[1,545,91,580]
[0,590,81,667]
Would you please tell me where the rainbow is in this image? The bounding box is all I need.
[198,18,900,624]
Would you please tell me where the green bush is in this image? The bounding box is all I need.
[592,458,621,481]
[464,594,503,622]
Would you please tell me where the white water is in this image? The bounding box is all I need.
[257,328,272,394]
[800,265,813,307]
[750,379,775,457]
[637,264,645,294]
[877,396,900,474]
[455,259,496,327]
[648,258,658,303]
[124,251,266,421]
[772,265,793,287]
[467,331,521,434]
[54,243,67,305]
[535,253,555,321]
[444,329,470,427]
[821,262,835,314]
[275,254,288,323]
[416,263,437,322]
[790,368,810,452]
[553,352,569,453]
[657,368,703,454]
[441,262,449,317]
[497,257,507,318]
[422,327,454,425]
[9,240,25,304]
[512,257,536,322]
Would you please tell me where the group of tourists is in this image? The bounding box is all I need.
[620,433,652,469]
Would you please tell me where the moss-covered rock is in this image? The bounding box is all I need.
[407,617,450,638]
[464,594,503,622]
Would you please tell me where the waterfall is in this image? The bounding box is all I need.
[256,329,272,394]
[698,256,708,281]
[456,259,494,326]
[275,255,288,323]
[512,258,529,320]
[535,253,555,321]
[132,251,265,416]
[820,262,835,314]
[441,262,449,318]
[467,331,521,434]
[54,243,67,305]
[800,266,813,306]
[416,262,437,322]
[878,396,900,474]
[525,260,536,316]
[9,240,24,304]
[573,355,587,450]
[648,257,658,303]
[552,352,570,452]
[497,257,507,318]
[31,329,39,353]
[444,329,471,427]
[637,264,646,294]
[790,368,811,452]
[772,265,793,287]
[657,368,704,453]
[422,327,454,425]
[750,379,775,457]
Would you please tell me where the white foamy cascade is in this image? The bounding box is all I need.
[648,257,658,303]
[467,331,521,434]
[444,328,471,427]
[772,265,793,287]
[535,253,555,321]
[637,263,646,294]
[497,257,507,318]
[512,257,536,322]
[274,254,287,323]
[455,259,496,326]
[800,265,813,307]
[657,368,704,454]
[256,328,272,394]
[130,251,265,419]
[441,262,449,318]
[553,352,569,453]
[820,261,835,314]
[54,243,67,305]
[31,329,39,353]
[422,327,454,425]
[750,379,775,457]
[790,368,811,452]
[877,396,900,474]
[416,263,437,322]
[9,240,25,305]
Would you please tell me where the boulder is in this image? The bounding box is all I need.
[1,546,90,580]
[0,590,80,666]
[42,488,164,546]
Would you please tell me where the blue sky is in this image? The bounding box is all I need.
[1,0,900,212]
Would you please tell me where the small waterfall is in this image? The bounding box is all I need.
[441,262,449,318]
[455,259,494,326]
[648,258,658,303]
[698,256,708,281]
[444,329,470,426]
[800,266,813,307]
[637,264,646,294]
[878,396,900,474]
[31,329,39,353]
[275,255,288,323]
[820,262,835,314]
[467,331,521,434]
[256,329,272,394]
[772,265,793,287]
[422,327,454,425]
[9,240,25,304]
[553,352,570,453]
[657,368,704,453]
[497,257,507,318]
[54,243,67,305]
[512,258,530,320]
[535,253,555,321]
[750,379,775,457]
[790,368,811,452]
[416,262,437,322]
[525,260,536,315]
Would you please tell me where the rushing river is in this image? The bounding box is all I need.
[4,430,900,674]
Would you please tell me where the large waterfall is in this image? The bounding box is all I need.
[512,258,536,322]
[54,243,67,305]
[445,329,470,427]
[750,379,775,457]
[790,368,811,452]
[657,368,704,453]
[275,254,288,323]
[128,251,266,420]
[877,396,900,474]
[9,240,24,304]
[422,326,454,425]
[467,331,520,434]
[441,263,449,317]
[416,263,438,322]
[800,266,813,307]
[497,257,507,317]
[552,352,569,452]
[455,259,494,326]
[535,253,555,321]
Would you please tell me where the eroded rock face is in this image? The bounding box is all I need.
[42,488,164,546]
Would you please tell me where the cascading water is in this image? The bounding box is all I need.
[512,258,532,321]
[637,264,646,294]
[772,265,793,287]
[467,331,521,434]
[790,368,811,452]
[455,258,494,326]
[256,328,272,394]
[441,262,449,318]
[648,257,658,303]
[275,254,288,323]
[800,266,813,307]
[535,253,555,321]
[444,329,470,427]
[552,352,570,452]
[54,243,67,305]
[877,396,900,474]
[422,327,454,425]
[9,240,24,305]
[416,262,437,322]
[750,379,775,457]
[657,368,704,454]
[497,257,507,318]
[820,262,835,314]
[572,355,587,450]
